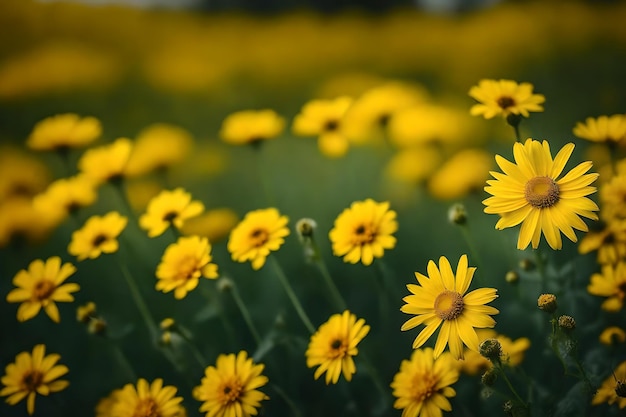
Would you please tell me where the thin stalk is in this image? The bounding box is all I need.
[200,285,238,349]
[119,263,158,343]
[270,256,315,334]
[110,343,137,381]
[229,281,263,346]
[360,352,389,411]
[270,383,303,417]
[179,333,207,368]
[494,362,527,409]
[458,224,484,284]
[309,238,347,311]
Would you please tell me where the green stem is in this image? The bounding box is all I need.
[252,142,275,206]
[360,352,389,412]
[200,285,238,349]
[179,333,207,368]
[495,362,527,409]
[458,224,484,284]
[534,250,547,294]
[270,383,303,417]
[110,343,137,381]
[309,239,347,311]
[229,281,263,346]
[270,256,315,334]
[119,263,159,344]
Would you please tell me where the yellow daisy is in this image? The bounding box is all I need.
[227,208,289,270]
[468,79,545,119]
[385,146,442,185]
[401,254,499,360]
[599,326,626,346]
[0,197,58,247]
[329,199,397,266]
[78,138,133,185]
[305,310,370,385]
[592,361,626,409]
[219,109,285,146]
[68,211,128,261]
[0,344,69,415]
[125,123,193,177]
[139,188,205,238]
[193,351,269,417]
[457,329,531,376]
[26,113,101,151]
[587,262,626,312]
[390,347,459,417]
[427,149,493,200]
[600,174,626,221]
[573,114,626,145]
[578,218,626,265]
[32,175,98,225]
[156,235,219,299]
[181,208,240,243]
[292,96,353,158]
[111,378,184,417]
[0,146,51,201]
[483,138,600,250]
[6,256,79,323]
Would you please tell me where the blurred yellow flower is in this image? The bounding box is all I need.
[385,146,442,184]
[573,114,626,145]
[139,188,204,238]
[33,175,98,225]
[0,147,50,202]
[484,139,599,250]
[95,388,122,417]
[468,79,545,119]
[6,256,79,323]
[401,255,499,360]
[27,113,102,152]
[578,219,626,265]
[193,351,268,417]
[78,138,133,185]
[391,347,459,417]
[600,174,626,221]
[599,326,626,346]
[427,149,492,200]
[292,96,353,158]
[588,262,626,312]
[125,123,194,177]
[227,208,289,270]
[0,197,57,247]
[592,360,626,409]
[329,199,397,266]
[0,344,69,415]
[111,378,184,417]
[457,329,531,375]
[68,211,128,261]
[219,109,285,146]
[181,208,239,243]
[305,310,370,385]
[156,236,219,299]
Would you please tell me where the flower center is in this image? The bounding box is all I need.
[353,223,376,245]
[21,370,43,392]
[434,290,464,321]
[177,256,200,281]
[249,228,269,247]
[163,211,179,223]
[328,338,348,359]
[132,398,161,417]
[220,380,243,405]
[324,120,339,132]
[497,96,516,110]
[410,372,437,402]
[33,280,56,301]
[525,176,560,208]
[92,234,108,247]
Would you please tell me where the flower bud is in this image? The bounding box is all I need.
[558,315,576,331]
[537,294,557,313]
[481,368,497,386]
[505,270,519,284]
[296,218,317,241]
[479,338,502,362]
[447,203,467,225]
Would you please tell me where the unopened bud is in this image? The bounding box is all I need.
[77,302,97,323]
[88,318,107,335]
[558,315,576,331]
[481,368,497,386]
[448,203,467,225]
[217,277,234,292]
[538,294,557,313]
[296,218,317,241]
[479,338,502,363]
[505,270,519,284]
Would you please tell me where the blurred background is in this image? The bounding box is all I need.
[1,0,626,416]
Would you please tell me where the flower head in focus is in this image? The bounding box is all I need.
[68,211,128,261]
[592,361,626,409]
[468,79,545,119]
[111,378,185,417]
[139,188,204,238]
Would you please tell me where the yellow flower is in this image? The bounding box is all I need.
[26,113,101,151]
[125,123,194,177]
[468,79,545,119]
[578,218,626,265]
[599,326,626,346]
[156,236,219,299]
[0,344,69,415]
[329,199,397,266]
[588,262,626,312]
[6,256,79,323]
[292,96,353,158]
[68,211,128,261]
[390,347,459,417]
[139,188,205,238]
[0,197,57,247]
[95,388,122,417]
[401,255,499,360]
[78,138,133,184]
[342,81,428,143]
[193,351,269,417]
[33,175,98,225]
[111,378,185,417]
[227,208,289,270]
[427,149,493,200]
[305,310,370,385]
[0,146,51,201]
[483,138,599,250]
[181,208,239,243]
[219,109,285,146]
[592,361,626,409]
[457,329,531,375]
[385,146,442,185]
[600,174,626,221]
[573,114,626,144]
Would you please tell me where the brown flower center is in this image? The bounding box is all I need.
[497,96,516,110]
[132,398,161,417]
[92,234,108,247]
[220,380,243,405]
[21,370,43,392]
[249,228,269,247]
[525,176,560,208]
[177,256,200,281]
[353,223,376,245]
[410,372,437,402]
[33,280,56,301]
[324,120,339,132]
[328,338,348,359]
[434,290,464,321]
[163,211,179,223]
